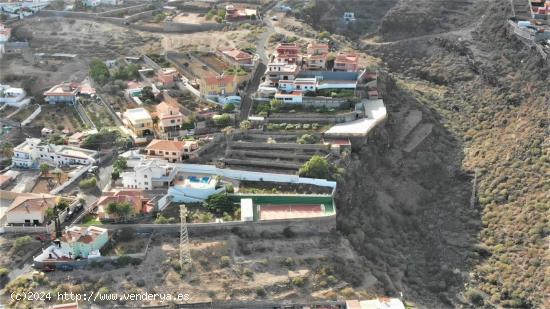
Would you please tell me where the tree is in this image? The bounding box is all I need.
[113,157,127,171]
[270,98,282,111]
[152,116,159,128]
[204,193,235,215]
[40,164,50,177]
[1,142,13,158]
[239,120,252,130]
[51,168,63,184]
[140,86,155,102]
[111,170,120,180]
[223,103,236,113]
[89,58,110,85]
[299,155,330,179]
[214,113,232,127]
[106,201,134,219]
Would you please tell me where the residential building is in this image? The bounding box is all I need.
[58,226,108,258]
[0,84,26,106]
[1,191,60,225]
[274,43,300,64]
[123,108,154,137]
[43,82,80,105]
[0,170,19,189]
[305,42,329,70]
[155,68,179,88]
[218,48,254,66]
[278,77,317,93]
[343,12,356,23]
[334,53,359,72]
[121,159,176,190]
[11,138,98,168]
[225,4,257,21]
[155,101,186,132]
[266,63,299,87]
[200,74,237,96]
[145,139,198,162]
[95,189,153,220]
[274,71,362,104]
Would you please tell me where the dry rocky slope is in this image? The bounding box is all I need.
[296,0,549,308]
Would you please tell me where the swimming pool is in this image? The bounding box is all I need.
[188,176,211,183]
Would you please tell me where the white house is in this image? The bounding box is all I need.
[0,84,27,106]
[121,159,176,190]
[11,138,98,169]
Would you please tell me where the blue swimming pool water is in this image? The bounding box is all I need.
[188,176,210,183]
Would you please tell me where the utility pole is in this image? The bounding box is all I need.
[179,205,192,270]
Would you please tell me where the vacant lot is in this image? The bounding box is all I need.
[33,105,85,133]
[21,231,378,307]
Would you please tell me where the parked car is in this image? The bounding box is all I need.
[42,265,55,272]
[88,166,99,174]
[57,264,74,272]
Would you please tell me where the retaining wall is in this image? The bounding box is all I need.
[98,215,336,237]
[20,105,41,126]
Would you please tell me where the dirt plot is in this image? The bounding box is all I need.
[10,18,160,59]
[37,232,377,307]
[0,236,41,271]
[33,105,85,133]
[172,12,210,24]
[81,98,117,129]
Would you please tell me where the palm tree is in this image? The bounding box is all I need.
[40,163,50,177]
[51,168,63,185]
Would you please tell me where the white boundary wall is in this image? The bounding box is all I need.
[176,163,337,188]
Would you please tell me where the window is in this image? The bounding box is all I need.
[144,182,148,185]
[144,175,148,178]
[171,120,175,123]
[172,152,176,155]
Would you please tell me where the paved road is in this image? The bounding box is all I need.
[238,5,276,120]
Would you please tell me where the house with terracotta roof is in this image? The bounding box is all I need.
[155,68,179,88]
[218,48,254,66]
[225,4,257,21]
[155,101,186,132]
[145,139,198,162]
[43,82,80,105]
[95,189,153,220]
[275,43,301,64]
[1,190,60,225]
[58,225,108,259]
[305,42,329,70]
[200,74,238,96]
[334,53,359,72]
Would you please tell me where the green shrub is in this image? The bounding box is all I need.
[465,288,484,306]
[13,236,32,251]
[0,267,9,277]
[292,276,305,286]
[256,287,266,297]
[79,177,97,189]
[220,256,231,268]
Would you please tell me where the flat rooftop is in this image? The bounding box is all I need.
[325,99,387,137]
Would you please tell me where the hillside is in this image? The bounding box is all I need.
[298,0,548,307]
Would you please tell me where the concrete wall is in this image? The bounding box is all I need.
[98,215,336,237]
[267,111,361,124]
[143,54,161,70]
[162,22,224,33]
